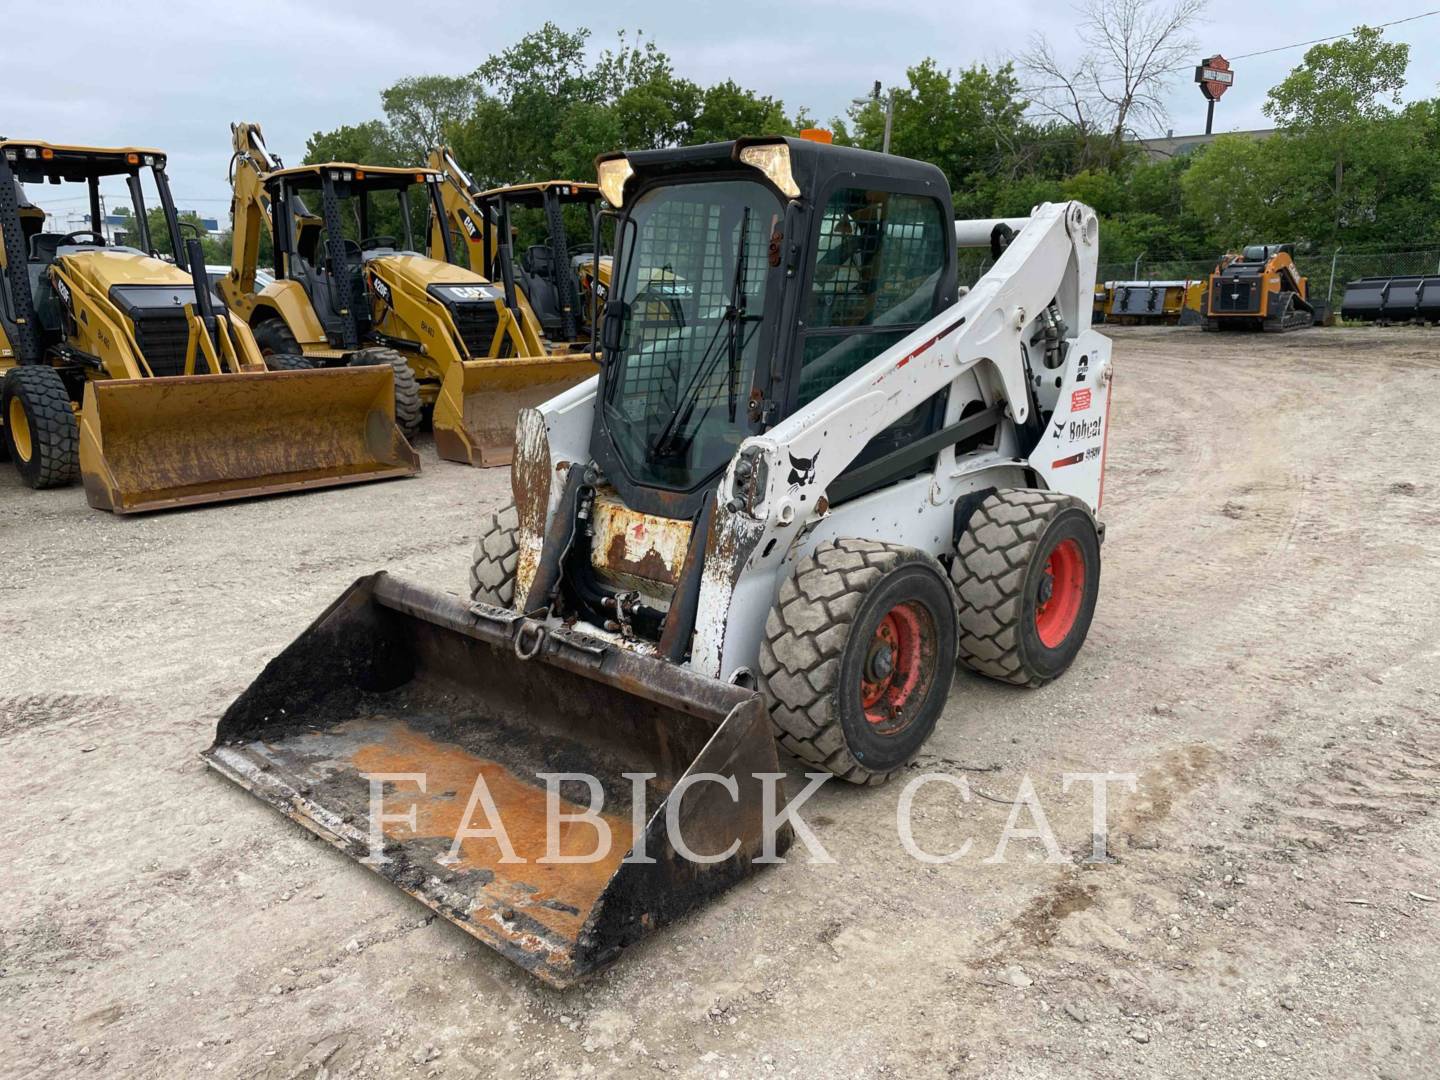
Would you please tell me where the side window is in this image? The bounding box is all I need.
[798,188,945,406]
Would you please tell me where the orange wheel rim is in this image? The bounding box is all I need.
[859,601,934,735]
[1035,538,1085,648]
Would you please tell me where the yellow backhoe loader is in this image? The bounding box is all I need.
[428,147,611,352]
[0,140,417,513]
[222,124,596,467]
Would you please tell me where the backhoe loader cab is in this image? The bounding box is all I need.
[475,180,607,345]
[0,140,417,510]
[427,147,612,355]
[210,136,1114,986]
[225,122,597,465]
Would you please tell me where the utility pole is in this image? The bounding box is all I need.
[852,80,895,154]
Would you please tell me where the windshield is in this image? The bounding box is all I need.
[602,179,779,491]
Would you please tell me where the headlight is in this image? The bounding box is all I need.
[739,143,799,199]
[596,157,634,207]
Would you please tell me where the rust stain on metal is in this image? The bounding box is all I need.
[512,410,552,534]
[350,722,632,941]
[590,493,690,593]
[692,503,767,677]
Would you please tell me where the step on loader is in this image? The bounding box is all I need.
[222,124,596,468]
[1201,243,1316,332]
[206,137,1114,986]
[0,140,418,513]
[426,149,610,465]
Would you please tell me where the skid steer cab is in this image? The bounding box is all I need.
[0,140,417,512]
[223,123,596,466]
[207,136,1113,986]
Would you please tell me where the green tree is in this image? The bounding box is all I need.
[381,74,483,160]
[1263,25,1410,243]
[303,120,401,167]
[1178,135,1287,249]
[849,60,1028,195]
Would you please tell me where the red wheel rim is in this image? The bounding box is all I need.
[1035,537,1085,649]
[859,601,934,735]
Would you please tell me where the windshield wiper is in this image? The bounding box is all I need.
[648,207,755,461]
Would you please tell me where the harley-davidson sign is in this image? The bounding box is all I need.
[1195,55,1234,101]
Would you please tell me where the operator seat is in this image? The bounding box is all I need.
[519,243,564,337]
[26,233,74,333]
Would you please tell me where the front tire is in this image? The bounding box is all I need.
[262,353,315,371]
[950,489,1101,687]
[253,319,302,360]
[348,347,421,439]
[759,540,959,785]
[3,366,79,489]
[469,503,520,608]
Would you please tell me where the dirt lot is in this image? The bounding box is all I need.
[3,325,1439,1080]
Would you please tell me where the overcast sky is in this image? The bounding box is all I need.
[7,1,1439,218]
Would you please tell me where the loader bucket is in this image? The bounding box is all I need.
[202,574,790,987]
[79,368,419,514]
[432,355,597,467]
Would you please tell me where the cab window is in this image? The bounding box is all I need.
[797,188,946,407]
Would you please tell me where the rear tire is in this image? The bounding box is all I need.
[3,366,79,489]
[253,319,301,359]
[469,503,520,608]
[950,489,1101,688]
[759,539,958,785]
[263,354,315,371]
[348,347,421,439]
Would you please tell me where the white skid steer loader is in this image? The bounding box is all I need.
[205,137,1112,987]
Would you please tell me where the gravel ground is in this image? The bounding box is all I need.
[2,325,1438,1079]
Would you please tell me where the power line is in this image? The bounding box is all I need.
[1228,10,1440,61]
[1017,10,1440,95]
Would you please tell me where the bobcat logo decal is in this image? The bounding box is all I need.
[787,449,818,489]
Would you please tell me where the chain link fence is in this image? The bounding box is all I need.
[959,246,1440,303]
[1097,249,1440,304]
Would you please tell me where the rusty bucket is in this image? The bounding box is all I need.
[431,355,597,467]
[79,367,419,514]
[203,574,789,987]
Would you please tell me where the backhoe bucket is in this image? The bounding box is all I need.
[432,355,597,467]
[202,574,789,987]
[79,368,419,513]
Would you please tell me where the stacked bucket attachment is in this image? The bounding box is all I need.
[80,366,419,513]
[432,355,598,467]
[1340,276,1440,325]
[203,574,790,986]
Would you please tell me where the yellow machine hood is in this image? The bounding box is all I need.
[55,248,196,291]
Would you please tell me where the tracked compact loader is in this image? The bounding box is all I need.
[0,140,417,512]
[222,124,596,467]
[1201,244,1315,332]
[207,137,1113,986]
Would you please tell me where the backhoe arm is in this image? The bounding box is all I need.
[224,121,276,312]
[427,146,494,274]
